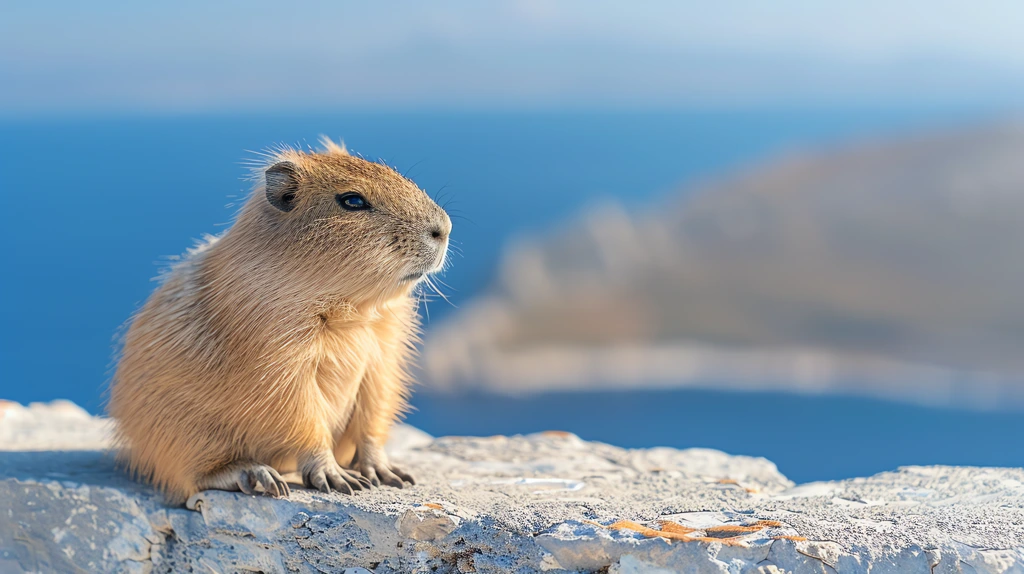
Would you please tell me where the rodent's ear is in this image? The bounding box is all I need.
[265,162,300,212]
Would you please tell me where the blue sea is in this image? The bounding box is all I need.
[3,109,1021,483]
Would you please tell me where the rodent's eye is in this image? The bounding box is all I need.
[336,192,371,211]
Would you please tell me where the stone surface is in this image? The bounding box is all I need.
[2,401,1024,573]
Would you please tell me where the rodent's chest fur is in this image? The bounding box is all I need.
[184,255,411,430]
[312,315,380,402]
[302,299,412,433]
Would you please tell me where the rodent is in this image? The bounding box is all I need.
[108,138,451,505]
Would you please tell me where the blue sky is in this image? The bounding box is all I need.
[4,1,1024,115]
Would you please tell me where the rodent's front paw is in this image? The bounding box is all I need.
[238,464,291,498]
[358,459,416,489]
[196,462,290,499]
[238,462,288,495]
[301,458,369,495]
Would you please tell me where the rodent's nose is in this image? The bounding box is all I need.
[429,226,449,244]
[428,216,452,243]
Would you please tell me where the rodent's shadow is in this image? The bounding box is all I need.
[0,450,149,494]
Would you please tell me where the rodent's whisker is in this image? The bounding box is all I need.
[430,275,458,293]
[432,184,451,202]
[448,214,475,226]
[401,159,427,179]
[424,276,456,308]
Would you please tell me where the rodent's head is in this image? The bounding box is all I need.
[243,138,451,304]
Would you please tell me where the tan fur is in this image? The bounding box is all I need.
[108,139,450,504]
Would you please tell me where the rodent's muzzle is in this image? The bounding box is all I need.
[402,213,451,283]
[427,211,452,245]
[424,224,450,274]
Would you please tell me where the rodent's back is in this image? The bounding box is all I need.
[110,253,221,499]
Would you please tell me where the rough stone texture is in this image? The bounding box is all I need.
[2,401,1023,573]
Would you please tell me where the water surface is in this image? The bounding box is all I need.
[3,109,1014,482]
[408,388,1024,483]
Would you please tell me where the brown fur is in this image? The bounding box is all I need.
[108,139,450,504]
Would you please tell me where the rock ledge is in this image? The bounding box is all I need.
[1,400,1023,573]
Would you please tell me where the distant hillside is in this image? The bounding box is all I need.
[422,122,1024,409]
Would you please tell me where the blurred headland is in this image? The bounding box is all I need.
[423,120,1024,410]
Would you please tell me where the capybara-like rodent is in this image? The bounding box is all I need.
[109,138,450,505]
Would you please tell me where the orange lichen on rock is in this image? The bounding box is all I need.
[688,536,749,546]
[585,520,694,542]
[716,478,759,494]
[585,518,793,547]
[661,521,749,546]
[705,524,764,534]
[773,535,808,542]
[705,520,782,534]
[657,521,698,535]
[423,503,444,510]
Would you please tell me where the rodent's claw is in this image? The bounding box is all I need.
[198,462,290,499]
[238,465,290,498]
[378,468,404,489]
[391,465,416,486]
[358,462,415,489]
[354,473,373,489]
[302,460,364,495]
